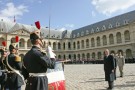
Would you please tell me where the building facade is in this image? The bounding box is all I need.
[0,10,135,61]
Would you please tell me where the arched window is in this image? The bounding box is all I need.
[74,54,76,60]
[77,41,80,49]
[97,37,101,46]
[58,55,61,59]
[82,53,85,59]
[68,42,71,49]
[53,42,56,50]
[73,42,76,49]
[58,42,61,49]
[103,35,107,46]
[91,38,95,47]
[92,52,95,59]
[63,43,65,50]
[124,30,130,42]
[87,53,90,59]
[97,52,102,59]
[86,39,89,48]
[116,32,122,43]
[69,54,71,59]
[78,54,80,60]
[109,34,114,44]
[19,38,25,47]
[81,40,84,49]
[126,49,132,59]
[27,39,32,48]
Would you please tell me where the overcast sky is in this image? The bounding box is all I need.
[0,0,135,30]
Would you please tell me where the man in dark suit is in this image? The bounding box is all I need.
[5,42,24,90]
[23,30,56,90]
[104,49,115,89]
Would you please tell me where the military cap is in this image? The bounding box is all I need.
[9,36,19,51]
[30,30,41,41]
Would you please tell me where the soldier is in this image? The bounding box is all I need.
[117,52,125,77]
[4,37,24,90]
[104,49,115,89]
[0,42,8,90]
[23,30,56,90]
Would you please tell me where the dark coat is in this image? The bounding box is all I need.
[5,53,24,89]
[23,46,55,90]
[104,55,115,81]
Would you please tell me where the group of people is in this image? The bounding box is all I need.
[104,49,125,89]
[0,29,56,90]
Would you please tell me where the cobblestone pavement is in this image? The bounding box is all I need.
[65,64,135,90]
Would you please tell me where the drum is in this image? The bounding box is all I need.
[47,61,66,90]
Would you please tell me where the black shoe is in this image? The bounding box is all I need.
[107,87,113,90]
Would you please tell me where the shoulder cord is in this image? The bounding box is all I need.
[6,56,25,84]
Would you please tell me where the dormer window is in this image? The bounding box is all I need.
[116,22,120,27]
[96,27,99,32]
[22,31,24,33]
[109,24,112,29]
[57,35,60,38]
[77,33,80,37]
[81,31,84,36]
[102,25,106,30]
[91,28,94,33]
[86,30,89,35]
[124,20,129,25]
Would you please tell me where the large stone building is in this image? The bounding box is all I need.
[0,10,135,61]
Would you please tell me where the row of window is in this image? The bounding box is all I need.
[73,20,129,38]
[57,49,132,60]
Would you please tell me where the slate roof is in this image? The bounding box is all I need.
[0,10,135,39]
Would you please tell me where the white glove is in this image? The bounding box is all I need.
[46,46,56,58]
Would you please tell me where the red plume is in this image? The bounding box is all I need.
[2,41,6,46]
[15,36,19,42]
[35,21,40,30]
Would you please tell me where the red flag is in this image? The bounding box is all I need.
[35,21,40,30]
[15,36,19,42]
[2,41,6,46]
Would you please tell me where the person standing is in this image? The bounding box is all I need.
[117,52,125,77]
[23,30,56,90]
[104,49,115,89]
[4,40,24,90]
[111,53,117,80]
[0,46,8,90]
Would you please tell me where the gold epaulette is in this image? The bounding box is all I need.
[15,55,22,62]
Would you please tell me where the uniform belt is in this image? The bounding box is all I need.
[29,73,46,77]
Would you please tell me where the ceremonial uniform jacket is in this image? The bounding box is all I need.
[23,46,55,90]
[5,53,24,89]
[104,55,115,81]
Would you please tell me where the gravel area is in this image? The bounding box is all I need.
[65,64,135,90]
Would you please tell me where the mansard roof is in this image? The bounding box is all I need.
[71,10,135,38]
[0,10,135,39]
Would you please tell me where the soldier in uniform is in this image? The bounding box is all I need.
[104,49,115,89]
[23,30,56,90]
[117,52,125,77]
[0,46,8,90]
[4,41,24,90]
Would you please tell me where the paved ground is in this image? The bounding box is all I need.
[65,64,135,90]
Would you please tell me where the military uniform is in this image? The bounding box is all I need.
[117,55,125,77]
[23,30,55,90]
[4,44,24,90]
[0,47,8,90]
[104,55,115,89]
